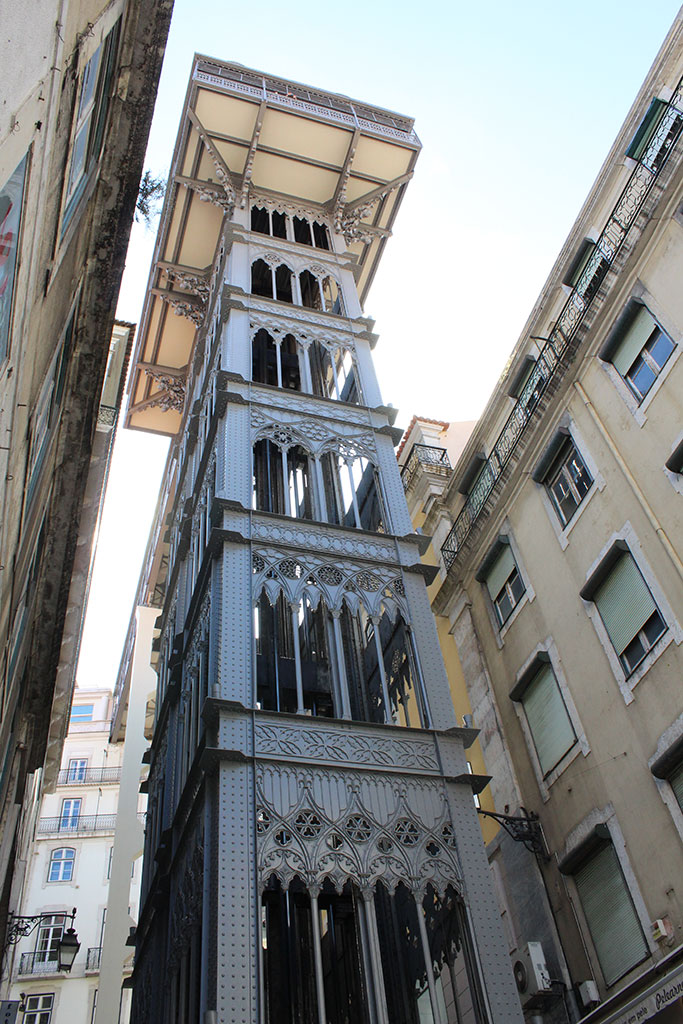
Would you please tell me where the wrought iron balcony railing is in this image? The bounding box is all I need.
[441,79,683,572]
[86,947,102,971]
[19,952,60,975]
[401,444,452,490]
[37,812,145,836]
[57,766,122,786]
[37,814,117,835]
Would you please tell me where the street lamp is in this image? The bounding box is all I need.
[4,907,81,972]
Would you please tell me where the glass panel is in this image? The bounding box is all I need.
[626,357,657,402]
[0,153,29,362]
[70,703,94,721]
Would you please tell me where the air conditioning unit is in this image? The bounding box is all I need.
[578,980,600,1008]
[512,942,552,1006]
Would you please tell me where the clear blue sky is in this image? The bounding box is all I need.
[76,0,682,689]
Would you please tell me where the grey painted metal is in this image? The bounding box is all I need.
[309,893,327,1024]
[134,79,525,1024]
[415,892,446,1024]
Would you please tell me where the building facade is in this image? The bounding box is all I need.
[124,57,523,1023]
[0,1,172,938]
[401,16,683,1024]
[5,689,144,1024]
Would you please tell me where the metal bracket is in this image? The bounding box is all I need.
[477,807,549,860]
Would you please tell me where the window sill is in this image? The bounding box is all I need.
[624,629,676,694]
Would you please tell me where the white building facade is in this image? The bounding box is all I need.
[6,689,143,1024]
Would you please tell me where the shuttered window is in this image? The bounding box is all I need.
[484,546,516,600]
[594,554,657,656]
[612,307,658,377]
[521,665,576,777]
[670,763,683,812]
[574,843,649,986]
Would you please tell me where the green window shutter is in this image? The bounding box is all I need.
[594,554,657,655]
[485,546,515,600]
[670,763,683,812]
[626,98,666,161]
[612,307,657,376]
[574,843,649,986]
[521,665,576,776]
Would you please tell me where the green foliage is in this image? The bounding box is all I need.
[136,170,166,226]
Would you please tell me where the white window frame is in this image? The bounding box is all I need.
[477,527,535,646]
[533,422,604,549]
[600,290,680,424]
[24,993,55,1024]
[580,524,681,703]
[59,797,82,831]
[70,703,94,723]
[35,915,65,966]
[47,847,76,883]
[511,637,589,801]
[67,757,88,782]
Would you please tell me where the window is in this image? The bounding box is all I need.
[512,660,576,777]
[603,305,675,403]
[563,239,609,302]
[582,550,666,676]
[478,543,525,627]
[67,757,87,782]
[48,847,75,882]
[542,439,593,526]
[626,97,683,172]
[60,798,82,830]
[70,703,94,722]
[24,994,54,1024]
[107,845,114,880]
[35,916,64,965]
[250,205,330,248]
[571,840,649,985]
[669,762,683,813]
[62,22,120,231]
[0,152,29,363]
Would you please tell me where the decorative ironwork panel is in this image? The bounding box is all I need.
[441,77,683,570]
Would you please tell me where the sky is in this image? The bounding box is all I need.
[75,0,682,690]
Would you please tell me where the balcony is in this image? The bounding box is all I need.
[57,766,122,786]
[37,812,145,836]
[441,76,683,573]
[86,947,102,971]
[400,444,451,490]
[19,952,60,976]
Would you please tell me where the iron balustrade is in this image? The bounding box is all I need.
[86,947,102,971]
[57,766,122,786]
[441,80,683,572]
[19,952,61,975]
[37,812,146,836]
[401,444,452,490]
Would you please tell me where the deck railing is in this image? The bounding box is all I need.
[401,444,452,490]
[56,766,122,786]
